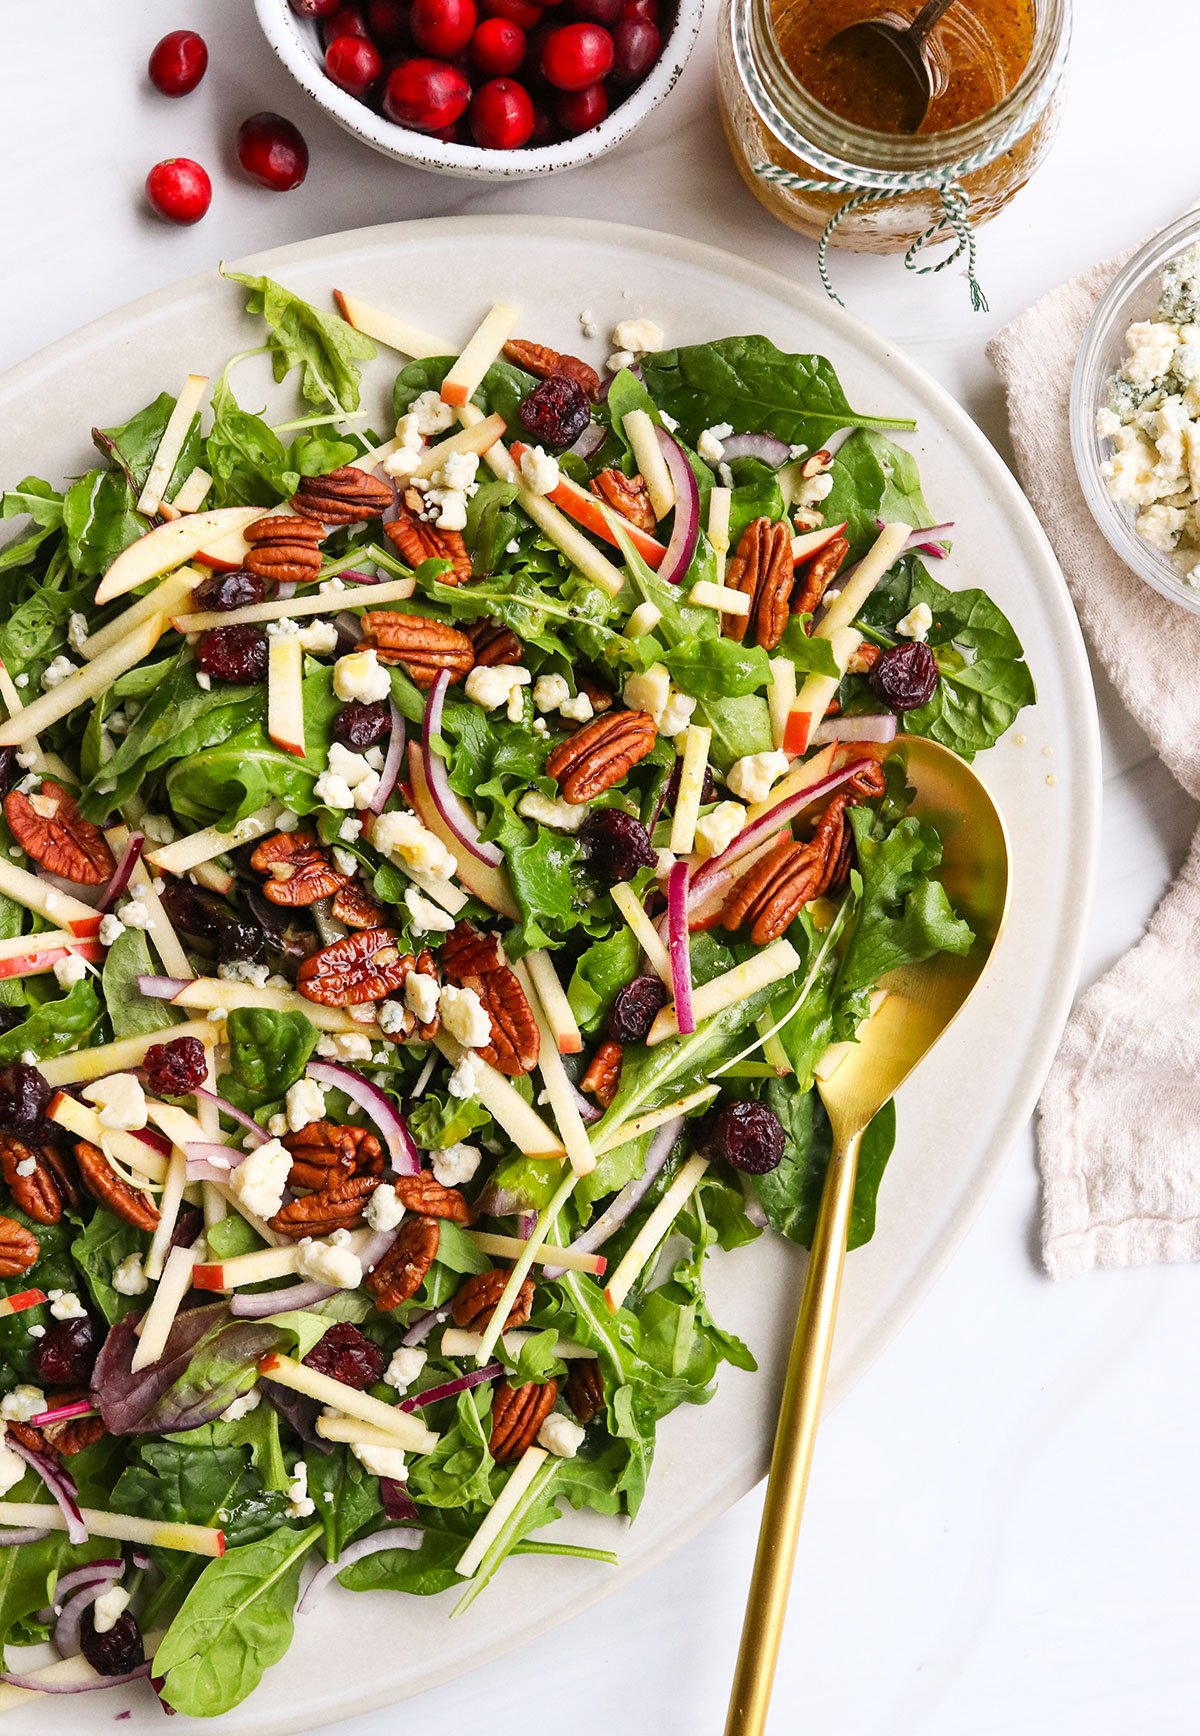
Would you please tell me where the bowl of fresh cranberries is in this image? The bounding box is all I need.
[254,0,701,178]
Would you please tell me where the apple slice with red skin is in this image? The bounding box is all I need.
[94,508,261,604]
[404,744,519,920]
[510,442,667,569]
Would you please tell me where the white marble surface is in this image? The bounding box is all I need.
[1,3,1196,1731]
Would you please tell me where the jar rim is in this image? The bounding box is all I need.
[733,0,1072,187]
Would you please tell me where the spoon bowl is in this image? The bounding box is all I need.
[825,0,963,132]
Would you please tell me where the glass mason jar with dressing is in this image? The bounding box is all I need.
[717,0,1070,288]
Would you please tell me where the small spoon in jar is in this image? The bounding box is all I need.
[825,0,964,132]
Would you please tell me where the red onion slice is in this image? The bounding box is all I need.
[421,672,504,868]
[401,1305,448,1348]
[52,1560,123,1604]
[720,433,791,468]
[543,1116,684,1280]
[369,700,405,815]
[0,1664,152,1694]
[55,1562,124,1660]
[97,834,144,916]
[230,1280,337,1318]
[654,427,701,587]
[136,974,189,1000]
[876,517,954,559]
[809,715,897,747]
[306,1060,419,1174]
[194,1088,269,1148]
[7,1439,87,1545]
[666,862,695,1036]
[566,421,606,461]
[0,1526,51,1547]
[298,1527,424,1615]
[398,1363,503,1412]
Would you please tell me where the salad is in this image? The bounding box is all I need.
[0,273,1034,1717]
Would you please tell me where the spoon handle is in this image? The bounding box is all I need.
[723,1124,864,1736]
[907,0,960,51]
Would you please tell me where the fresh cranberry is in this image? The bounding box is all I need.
[870,640,939,711]
[519,376,590,448]
[411,0,478,57]
[471,16,526,74]
[326,31,384,91]
[0,1064,54,1143]
[611,15,658,82]
[622,0,659,16]
[303,1322,385,1389]
[482,0,543,29]
[705,1100,785,1175]
[33,1317,102,1389]
[568,0,623,23]
[540,22,613,89]
[579,809,657,883]
[555,80,606,132]
[384,58,471,130]
[148,30,209,97]
[192,569,265,612]
[469,77,535,147]
[530,100,558,143]
[235,113,310,191]
[80,1607,145,1679]
[290,0,343,15]
[321,0,371,40]
[607,974,669,1043]
[195,624,269,683]
[333,700,392,749]
[368,0,411,38]
[144,1035,208,1098]
[145,158,211,226]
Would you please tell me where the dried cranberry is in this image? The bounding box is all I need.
[195,625,269,684]
[706,1100,784,1175]
[0,1063,55,1143]
[579,809,657,884]
[33,1315,101,1388]
[303,1322,385,1390]
[870,640,939,712]
[80,1606,144,1679]
[160,881,267,962]
[518,376,591,451]
[0,749,18,795]
[333,700,391,750]
[144,1036,208,1097]
[665,757,715,811]
[606,974,669,1043]
[193,570,265,613]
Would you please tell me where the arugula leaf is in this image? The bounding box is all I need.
[641,338,916,450]
[103,929,180,1039]
[222,1007,318,1113]
[205,373,298,507]
[407,1091,491,1151]
[568,926,641,1034]
[407,1387,495,1510]
[837,810,973,997]
[225,270,376,413]
[0,1211,76,1389]
[756,1089,896,1249]
[663,636,770,700]
[1,477,64,530]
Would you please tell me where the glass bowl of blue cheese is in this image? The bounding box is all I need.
[1072,209,1200,616]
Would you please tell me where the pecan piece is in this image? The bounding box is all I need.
[368,1214,440,1311]
[723,518,794,651]
[283,1121,384,1191]
[39,1390,104,1458]
[846,642,881,676]
[580,1040,622,1108]
[441,925,537,1076]
[242,514,325,585]
[357,609,474,690]
[0,1137,64,1226]
[391,1172,471,1222]
[450,1267,535,1333]
[250,831,353,907]
[791,535,850,621]
[465,619,523,668]
[75,1140,159,1233]
[545,710,657,804]
[589,468,657,533]
[577,671,614,714]
[441,920,505,979]
[293,465,393,525]
[0,1215,39,1278]
[565,1360,605,1425]
[383,497,473,586]
[4,782,116,885]
[504,338,601,400]
[332,882,388,930]
[490,1378,559,1464]
[298,927,411,1006]
[270,1172,379,1238]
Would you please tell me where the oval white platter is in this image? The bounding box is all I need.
[0,217,1100,1734]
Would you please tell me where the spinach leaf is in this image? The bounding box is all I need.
[222,1007,317,1112]
[166,670,341,827]
[225,270,376,413]
[407,1091,490,1151]
[392,356,534,435]
[305,1446,383,1561]
[113,1441,289,1549]
[663,636,770,700]
[62,467,143,576]
[0,1211,76,1390]
[0,980,101,1063]
[756,1088,896,1249]
[72,1208,148,1325]
[567,927,641,1033]
[204,374,298,507]
[837,810,973,997]
[823,429,935,558]
[103,929,180,1038]
[339,1514,473,1597]
[98,392,202,501]
[0,584,77,686]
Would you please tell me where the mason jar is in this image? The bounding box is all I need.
[716,0,1071,267]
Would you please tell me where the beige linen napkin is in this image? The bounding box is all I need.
[989,258,1200,1279]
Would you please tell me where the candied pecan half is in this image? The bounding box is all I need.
[40,1146,78,1210]
[450,1268,535,1333]
[440,925,537,1076]
[0,1137,64,1226]
[270,1172,379,1238]
[332,882,387,930]
[580,1040,622,1109]
[4,782,116,886]
[298,927,411,1006]
[369,1214,440,1311]
[545,710,657,804]
[391,1172,471,1222]
[0,1214,38,1278]
[293,466,393,525]
[283,1121,384,1192]
[441,921,505,980]
[249,831,352,907]
[490,1378,559,1463]
[565,1360,605,1425]
[791,536,850,621]
[723,518,794,651]
[74,1140,159,1233]
[242,514,324,585]
[846,642,881,676]
[383,498,473,586]
[465,619,523,668]
[577,671,614,715]
[39,1390,105,1458]
[503,338,601,401]
[589,468,656,533]
[357,609,474,690]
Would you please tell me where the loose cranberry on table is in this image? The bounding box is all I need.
[611,16,660,83]
[384,59,472,131]
[471,16,526,76]
[469,77,535,148]
[326,31,384,93]
[411,0,478,59]
[145,158,212,225]
[236,112,310,191]
[147,30,209,97]
[540,22,614,91]
[556,81,606,133]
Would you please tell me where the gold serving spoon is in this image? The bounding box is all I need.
[724,735,1010,1736]
[825,0,964,132]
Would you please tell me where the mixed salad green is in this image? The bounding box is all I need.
[0,272,1034,1718]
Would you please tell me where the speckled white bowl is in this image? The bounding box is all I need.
[253,0,702,180]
